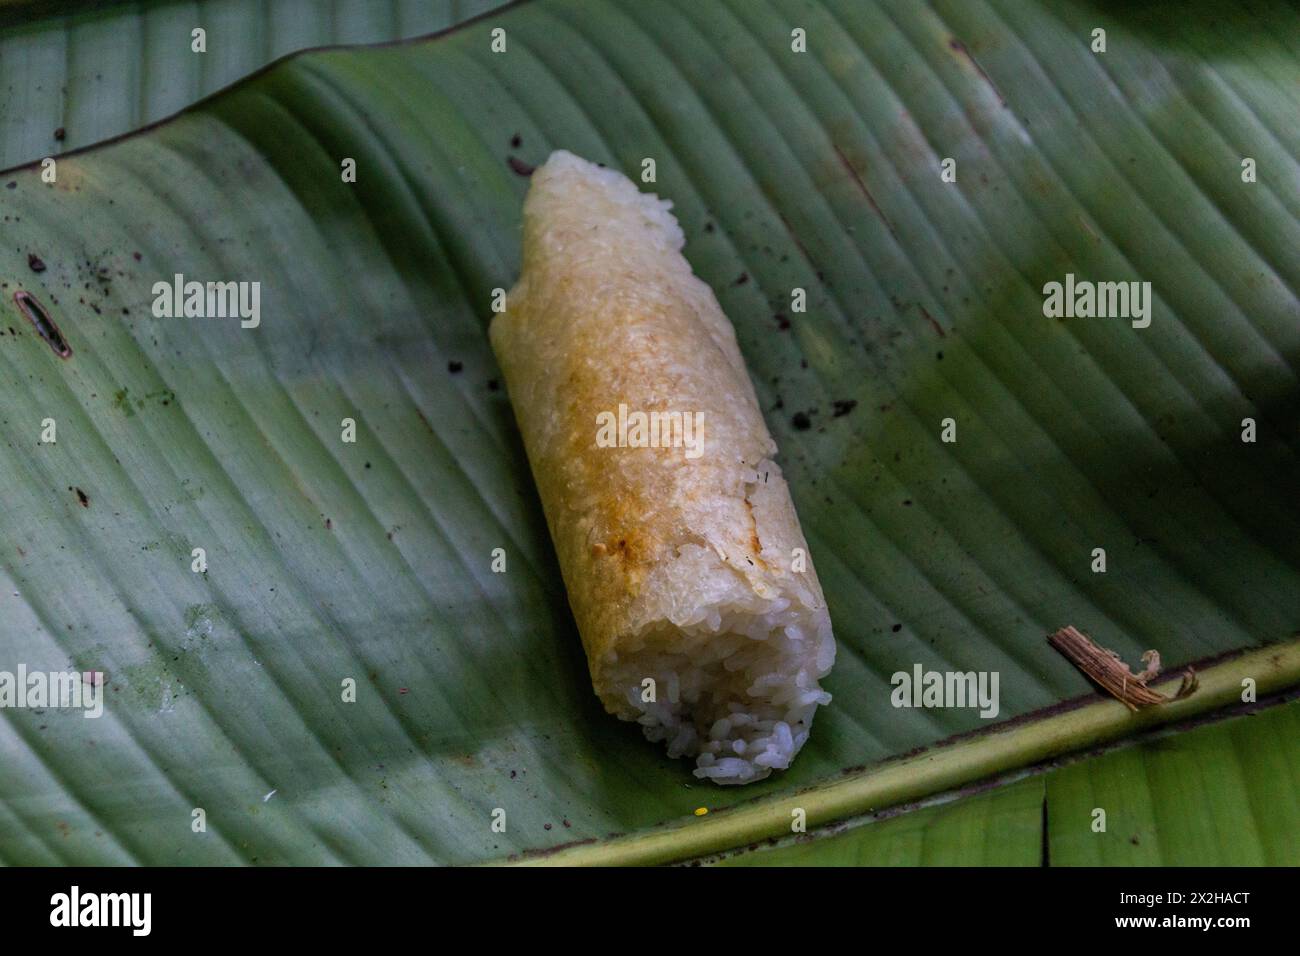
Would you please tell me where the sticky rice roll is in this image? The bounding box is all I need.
[490,150,835,784]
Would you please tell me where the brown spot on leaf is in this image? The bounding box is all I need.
[948,38,1006,106]
[508,156,536,177]
[832,145,897,239]
[920,305,946,337]
[14,292,71,358]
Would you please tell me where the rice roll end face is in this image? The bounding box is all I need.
[490,151,835,784]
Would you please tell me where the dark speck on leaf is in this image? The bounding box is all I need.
[510,134,522,148]
[791,411,812,431]
[325,518,333,530]
[75,488,88,508]
[5,181,15,190]
[543,823,552,831]
[704,222,715,233]
[133,251,142,261]
[832,399,858,417]
[775,313,790,331]
[487,379,500,392]
[891,623,902,633]
[508,156,535,177]
[54,127,66,141]
[27,253,46,273]
[448,360,463,374]
[732,272,748,286]
[902,499,913,507]
[17,292,70,357]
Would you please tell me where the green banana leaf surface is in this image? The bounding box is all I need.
[0,0,511,169]
[0,0,1297,864]
[718,698,1300,865]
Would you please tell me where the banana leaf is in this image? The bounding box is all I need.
[0,0,511,169]
[717,698,1300,865]
[0,0,1296,865]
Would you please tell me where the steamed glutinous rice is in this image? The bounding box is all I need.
[489,150,836,784]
